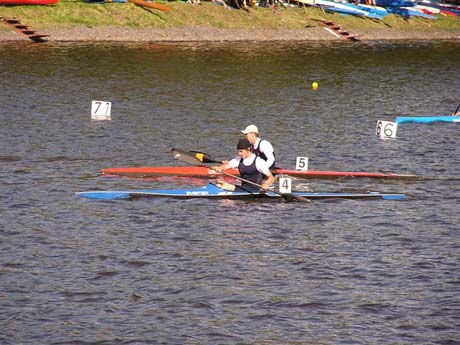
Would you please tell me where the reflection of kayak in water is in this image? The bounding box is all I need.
[128,0,171,12]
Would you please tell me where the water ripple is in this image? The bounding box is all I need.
[1,41,460,345]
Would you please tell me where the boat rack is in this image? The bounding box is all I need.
[0,16,50,42]
[311,18,361,41]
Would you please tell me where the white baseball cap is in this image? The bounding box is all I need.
[241,124,259,134]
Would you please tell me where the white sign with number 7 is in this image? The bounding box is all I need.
[91,100,112,121]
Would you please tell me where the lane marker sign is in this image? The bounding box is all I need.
[279,177,292,194]
[376,120,397,139]
[91,100,111,120]
[296,157,309,171]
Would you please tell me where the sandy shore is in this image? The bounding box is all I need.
[1,24,459,42]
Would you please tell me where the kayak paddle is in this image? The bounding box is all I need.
[453,102,460,116]
[172,148,310,203]
[189,150,222,163]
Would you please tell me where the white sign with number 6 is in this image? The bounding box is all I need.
[376,120,397,139]
[296,157,309,171]
[91,100,112,120]
[279,177,292,194]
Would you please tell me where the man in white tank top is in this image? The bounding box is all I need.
[241,124,276,169]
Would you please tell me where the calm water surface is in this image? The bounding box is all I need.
[1,40,460,344]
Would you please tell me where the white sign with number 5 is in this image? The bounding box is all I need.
[91,100,112,120]
[279,177,292,194]
[376,120,397,139]
[296,157,309,171]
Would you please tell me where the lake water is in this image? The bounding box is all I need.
[1,40,460,345]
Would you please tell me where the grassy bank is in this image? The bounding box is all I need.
[1,0,459,38]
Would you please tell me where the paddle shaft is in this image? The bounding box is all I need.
[175,149,271,190]
[453,103,460,116]
[190,150,284,175]
[172,149,310,202]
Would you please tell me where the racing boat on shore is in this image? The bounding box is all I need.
[76,183,406,201]
[0,0,58,4]
[127,0,171,12]
[102,166,416,180]
[295,0,387,19]
[395,116,460,124]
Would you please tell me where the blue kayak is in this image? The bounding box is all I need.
[395,116,460,124]
[76,183,406,201]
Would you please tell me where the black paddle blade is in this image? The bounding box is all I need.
[282,193,311,203]
[172,148,204,166]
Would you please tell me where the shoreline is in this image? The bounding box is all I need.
[1,25,460,42]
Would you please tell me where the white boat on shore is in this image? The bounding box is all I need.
[296,0,388,19]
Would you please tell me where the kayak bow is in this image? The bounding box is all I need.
[76,183,407,201]
[395,116,460,124]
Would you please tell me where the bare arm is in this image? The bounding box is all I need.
[261,172,275,191]
[212,161,231,172]
[256,157,275,191]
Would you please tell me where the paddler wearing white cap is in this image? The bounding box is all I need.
[241,124,276,169]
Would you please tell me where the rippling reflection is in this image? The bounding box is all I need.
[1,40,459,345]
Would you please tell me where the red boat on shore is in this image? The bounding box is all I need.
[102,166,417,180]
[0,0,58,4]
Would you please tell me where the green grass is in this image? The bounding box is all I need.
[1,0,459,33]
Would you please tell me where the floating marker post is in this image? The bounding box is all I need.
[376,120,397,139]
[279,177,292,194]
[91,100,112,121]
[296,157,309,171]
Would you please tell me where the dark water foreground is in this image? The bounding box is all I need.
[1,40,460,344]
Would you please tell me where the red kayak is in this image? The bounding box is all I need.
[0,0,58,4]
[102,166,417,180]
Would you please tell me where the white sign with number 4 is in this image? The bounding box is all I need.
[279,177,292,194]
[296,157,309,171]
[91,100,112,120]
[376,120,397,139]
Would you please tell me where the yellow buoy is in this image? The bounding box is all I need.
[312,82,318,90]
